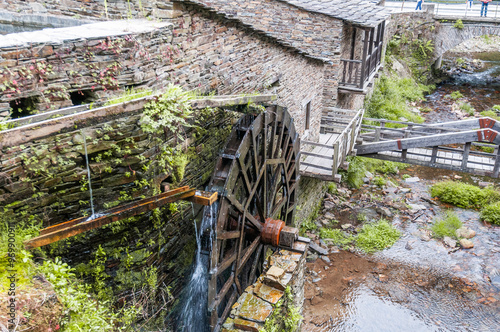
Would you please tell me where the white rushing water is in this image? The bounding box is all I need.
[177,202,217,331]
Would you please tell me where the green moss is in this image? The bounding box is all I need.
[261,286,302,332]
[355,219,400,253]
[431,211,463,238]
[480,202,500,225]
[319,228,353,247]
[430,181,500,208]
[448,91,464,100]
[453,19,464,29]
[326,182,337,194]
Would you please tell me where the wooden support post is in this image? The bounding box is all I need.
[430,146,439,165]
[332,141,340,175]
[493,147,500,178]
[462,142,471,171]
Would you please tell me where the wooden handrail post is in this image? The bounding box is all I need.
[493,146,500,178]
[462,142,471,171]
[333,141,340,175]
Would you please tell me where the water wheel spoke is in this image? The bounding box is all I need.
[211,272,234,311]
[217,247,237,275]
[248,243,263,284]
[236,235,261,272]
[218,230,241,240]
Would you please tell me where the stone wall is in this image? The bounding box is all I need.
[0,0,166,20]
[177,0,343,107]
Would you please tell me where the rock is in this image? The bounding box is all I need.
[365,171,374,179]
[456,227,476,239]
[324,212,336,220]
[405,177,420,183]
[341,223,352,230]
[376,206,393,217]
[408,203,427,212]
[30,2,48,12]
[310,270,318,277]
[324,200,336,210]
[306,253,318,262]
[399,188,411,194]
[312,277,322,283]
[378,274,389,282]
[443,236,457,248]
[405,240,416,250]
[415,230,431,242]
[342,276,355,285]
[266,266,285,280]
[321,255,331,263]
[478,181,493,188]
[309,242,328,255]
[460,239,474,249]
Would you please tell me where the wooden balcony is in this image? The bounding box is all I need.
[339,21,385,94]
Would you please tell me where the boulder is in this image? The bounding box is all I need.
[443,236,457,248]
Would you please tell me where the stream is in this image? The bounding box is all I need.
[302,53,500,331]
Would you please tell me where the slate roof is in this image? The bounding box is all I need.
[280,0,390,27]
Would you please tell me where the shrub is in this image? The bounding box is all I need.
[319,228,353,247]
[480,110,500,121]
[373,176,387,187]
[453,19,464,29]
[431,181,485,208]
[341,156,406,189]
[299,220,317,235]
[355,219,400,253]
[480,202,500,225]
[431,211,462,238]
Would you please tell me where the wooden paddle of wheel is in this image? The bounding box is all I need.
[206,106,300,331]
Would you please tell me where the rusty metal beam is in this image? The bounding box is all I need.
[25,186,217,249]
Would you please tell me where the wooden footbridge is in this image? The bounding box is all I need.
[299,109,500,180]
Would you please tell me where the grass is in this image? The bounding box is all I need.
[299,220,317,236]
[431,181,500,208]
[355,219,400,253]
[448,91,463,100]
[480,109,500,121]
[364,74,428,126]
[459,102,475,116]
[341,156,406,189]
[319,228,353,247]
[373,176,387,187]
[431,211,462,239]
[480,202,500,225]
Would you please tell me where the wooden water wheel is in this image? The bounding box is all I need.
[206,106,300,331]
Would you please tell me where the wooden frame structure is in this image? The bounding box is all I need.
[339,21,385,93]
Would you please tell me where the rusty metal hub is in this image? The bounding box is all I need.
[261,218,285,246]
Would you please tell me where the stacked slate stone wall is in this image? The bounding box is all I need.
[0,97,237,329]
[177,0,343,107]
[0,0,169,21]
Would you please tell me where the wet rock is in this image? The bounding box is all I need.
[415,230,431,242]
[321,255,331,263]
[306,253,318,262]
[405,240,417,250]
[456,227,476,239]
[405,177,420,183]
[376,206,393,217]
[324,200,336,210]
[408,203,427,212]
[443,236,457,248]
[460,239,474,249]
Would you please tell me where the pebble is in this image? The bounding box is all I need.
[443,236,457,248]
[376,206,393,217]
[307,253,319,262]
[460,239,474,249]
[312,277,322,283]
[341,223,353,230]
[456,227,476,239]
[405,239,416,250]
[405,177,420,183]
[321,255,331,263]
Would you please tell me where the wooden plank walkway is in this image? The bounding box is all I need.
[300,133,338,181]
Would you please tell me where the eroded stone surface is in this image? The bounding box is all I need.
[238,293,273,323]
[234,317,263,332]
[254,281,284,304]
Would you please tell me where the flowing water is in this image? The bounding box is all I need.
[303,53,500,331]
[177,202,217,331]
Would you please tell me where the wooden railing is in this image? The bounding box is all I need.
[322,108,365,175]
[340,59,362,89]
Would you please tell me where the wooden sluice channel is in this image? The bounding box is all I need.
[24,186,218,249]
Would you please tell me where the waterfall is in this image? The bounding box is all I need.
[177,202,217,331]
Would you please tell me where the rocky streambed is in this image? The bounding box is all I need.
[301,169,500,331]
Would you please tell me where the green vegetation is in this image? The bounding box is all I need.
[327,182,337,195]
[341,156,406,189]
[373,176,387,188]
[455,57,466,66]
[453,19,464,29]
[431,211,462,239]
[480,202,500,225]
[355,219,401,253]
[319,228,353,247]
[459,102,475,116]
[364,74,428,125]
[299,220,317,235]
[261,286,302,332]
[448,91,463,100]
[430,180,500,208]
[103,87,153,106]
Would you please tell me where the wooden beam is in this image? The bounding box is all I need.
[186,190,218,206]
[25,188,197,249]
